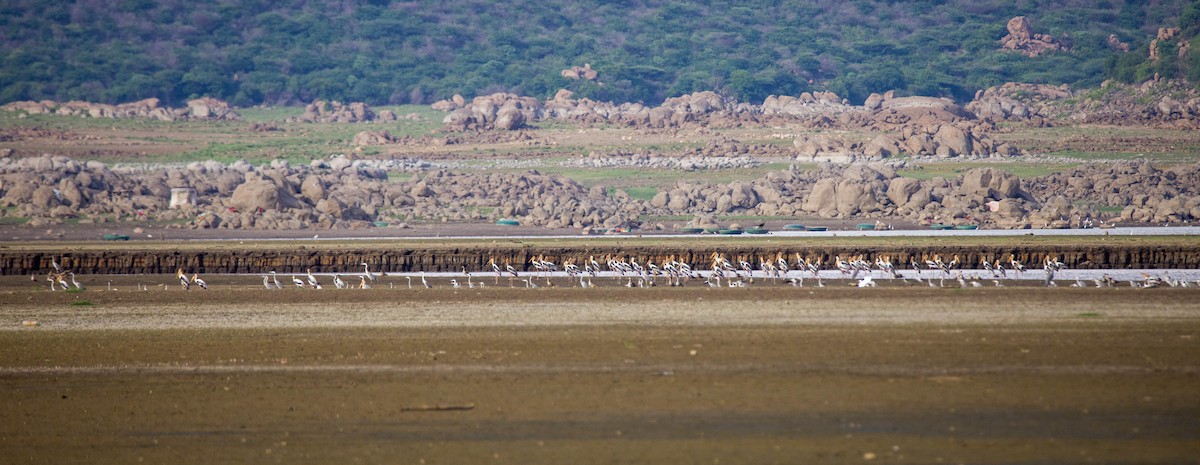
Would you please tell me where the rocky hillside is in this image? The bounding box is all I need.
[1,1,1194,107]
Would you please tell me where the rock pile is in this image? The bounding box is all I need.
[293,100,393,123]
[999,16,1069,57]
[760,92,852,117]
[0,98,241,121]
[441,91,772,131]
[1107,34,1130,52]
[0,153,638,231]
[442,93,539,130]
[560,64,599,81]
[793,122,1021,161]
[0,152,1193,230]
[966,83,1069,124]
[1149,27,1185,62]
[1029,161,1200,224]
[865,95,975,129]
[967,80,1200,128]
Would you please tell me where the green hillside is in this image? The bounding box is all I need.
[0,0,1195,107]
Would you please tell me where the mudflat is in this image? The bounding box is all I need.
[2,282,1198,464]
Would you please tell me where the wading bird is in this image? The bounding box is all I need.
[68,271,85,290]
[176,268,190,290]
[307,268,321,289]
[362,262,379,282]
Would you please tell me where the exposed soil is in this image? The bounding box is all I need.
[1,281,1198,464]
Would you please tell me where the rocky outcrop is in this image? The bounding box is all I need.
[760,92,853,117]
[1107,34,1130,52]
[967,80,1200,128]
[561,63,599,81]
[1149,27,1182,61]
[0,152,1194,231]
[0,153,642,231]
[294,100,379,123]
[1029,161,1200,225]
[999,16,1068,57]
[0,98,241,121]
[443,93,540,130]
[792,122,1021,161]
[351,131,397,146]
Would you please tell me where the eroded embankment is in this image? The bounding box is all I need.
[2,242,1198,275]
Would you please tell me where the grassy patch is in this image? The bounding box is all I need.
[0,216,30,225]
[621,186,659,201]
[1046,150,1200,162]
[70,299,93,306]
[1076,312,1102,318]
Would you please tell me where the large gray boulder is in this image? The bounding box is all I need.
[229,180,302,212]
[933,125,971,157]
[494,105,526,130]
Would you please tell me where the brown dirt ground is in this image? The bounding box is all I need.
[1,277,1199,464]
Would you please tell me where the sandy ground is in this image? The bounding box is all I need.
[1,278,1198,464]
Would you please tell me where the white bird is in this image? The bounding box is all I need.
[359,276,371,289]
[451,279,461,288]
[176,268,190,290]
[421,271,432,289]
[307,268,321,288]
[51,257,62,273]
[333,274,347,289]
[857,276,876,288]
[262,275,273,290]
[51,273,69,291]
[291,275,305,288]
[270,271,283,289]
[362,263,379,281]
[191,274,208,290]
[68,271,85,290]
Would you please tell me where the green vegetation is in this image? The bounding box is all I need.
[1108,0,1200,85]
[1,1,1193,108]
[0,216,29,225]
[70,299,93,305]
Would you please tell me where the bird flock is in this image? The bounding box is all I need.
[35,252,1200,292]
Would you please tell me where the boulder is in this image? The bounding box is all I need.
[887,177,922,207]
[864,134,902,158]
[301,176,327,203]
[494,105,526,130]
[229,180,302,212]
[802,178,839,215]
[933,125,971,157]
